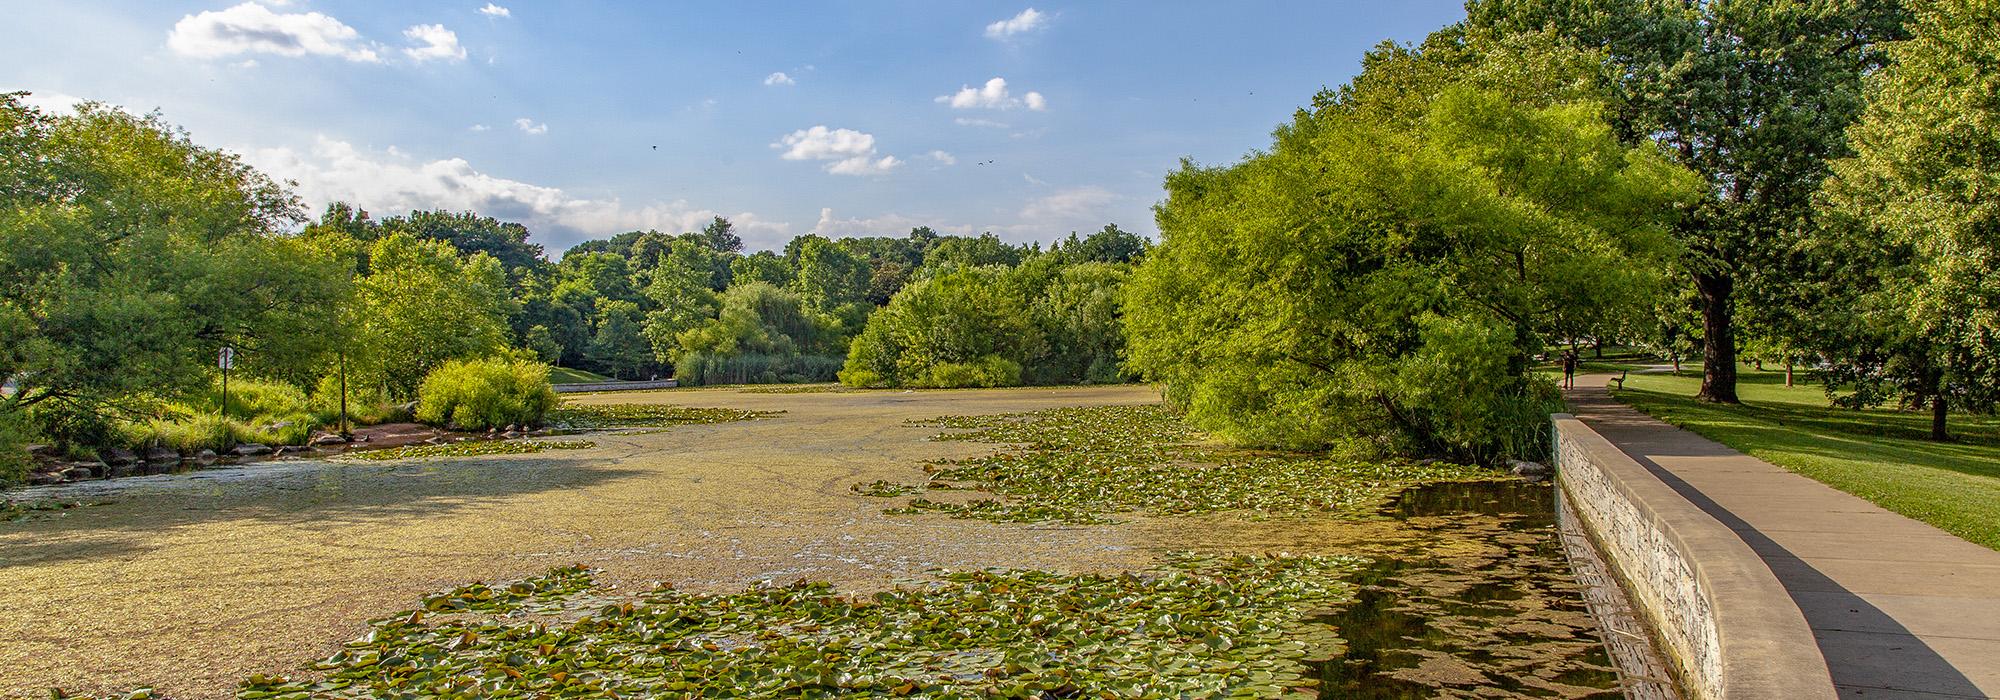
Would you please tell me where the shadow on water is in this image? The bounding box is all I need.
[1312,481,1626,699]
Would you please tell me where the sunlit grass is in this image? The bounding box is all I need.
[1614,368,2000,550]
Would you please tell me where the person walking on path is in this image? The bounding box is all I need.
[1561,349,1578,390]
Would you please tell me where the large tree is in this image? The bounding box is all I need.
[1125,80,1694,461]
[0,95,340,443]
[1465,0,1907,402]
[1817,0,2000,440]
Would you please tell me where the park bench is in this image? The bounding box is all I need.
[1609,370,1628,390]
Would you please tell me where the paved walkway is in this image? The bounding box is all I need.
[1568,375,2000,700]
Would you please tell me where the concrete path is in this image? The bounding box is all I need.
[1568,375,2000,700]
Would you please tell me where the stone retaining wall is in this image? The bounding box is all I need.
[1552,414,1834,700]
[552,379,678,393]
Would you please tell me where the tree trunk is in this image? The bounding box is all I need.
[1931,394,1949,442]
[1594,338,1604,358]
[1695,272,1740,403]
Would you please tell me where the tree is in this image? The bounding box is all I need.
[351,233,512,399]
[922,233,1025,270]
[587,300,654,379]
[0,95,340,445]
[382,209,547,281]
[1464,0,1908,403]
[1125,84,1694,462]
[1060,224,1150,264]
[790,235,872,314]
[1817,0,2000,440]
[698,216,743,254]
[840,267,1041,388]
[731,251,794,287]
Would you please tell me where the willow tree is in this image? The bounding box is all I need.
[1125,79,1695,463]
[1817,0,2000,440]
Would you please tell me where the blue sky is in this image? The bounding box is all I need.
[1,1,1466,254]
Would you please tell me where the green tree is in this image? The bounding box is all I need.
[730,250,794,287]
[0,95,340,446]
[351,233,512,399]
[790,235,872,314]
[1464,0,1908,402]
[840,267,1040,388]
[587,299,654,379]
[698,216,744,254]
[1817,0,2000,440]
[1125,85,1694,462]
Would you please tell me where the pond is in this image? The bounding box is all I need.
[1313,481,1629,699]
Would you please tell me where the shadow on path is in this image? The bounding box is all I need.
[1566,382,1991,699]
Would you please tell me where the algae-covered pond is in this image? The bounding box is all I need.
[2,388,1639,698]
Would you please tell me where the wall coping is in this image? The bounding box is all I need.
[1552,413,1834,700]
[552,379,679,393]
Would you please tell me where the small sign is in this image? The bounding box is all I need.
[219,346,236,370]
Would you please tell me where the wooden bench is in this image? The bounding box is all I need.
[1609,370,1628,390]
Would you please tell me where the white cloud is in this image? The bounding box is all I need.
[478,3,511,18]
[984,8,1048,39]
[469,123,490,132]
[402,24,465,62]
[827,155,903,176]
[167,2,381,63]
[232,59,260,69]
[954,117,1010,129]
[1021,186,1118,223]
[763,71,796,86]
[772,125,903,175]
[513,117,547,135]
[19,91,87,115]
[809,208,974,238]
[244,137,791,251]
[1022,173,1049,186]
[937,77,1046,111]
[926,150,957,166]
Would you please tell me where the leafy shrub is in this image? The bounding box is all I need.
[916,356,1022,389]
[311,374,404,427]
[414,356,559,430]
[197,376,310,422]
[0,412,33,486]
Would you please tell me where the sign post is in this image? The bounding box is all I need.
[218,346,236,416]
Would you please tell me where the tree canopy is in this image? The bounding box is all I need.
[1125,75,1695,461]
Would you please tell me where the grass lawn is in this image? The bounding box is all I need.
[546,366,613,384]
[1614,368,2000,551]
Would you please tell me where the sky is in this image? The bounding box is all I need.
[0,1,1467,255]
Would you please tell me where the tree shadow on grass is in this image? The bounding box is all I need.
[0,453,647,569]
[1615,387,2000,482]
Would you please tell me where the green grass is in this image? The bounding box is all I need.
[1614,369,2000,551]
[546,366,613,384]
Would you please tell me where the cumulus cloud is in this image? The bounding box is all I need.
[513,117,548,135]
[18,91,87,115]
[984,8,1048,39]
[478,3,511,18]
[809,208,973,238]
[773,126,902,176]
[244,137,790,251]
[1021,186,1119,223]
[763,71,795,86]
[954,117,1010,129]
[926,150,957,166]
[937,77,1046,111]
[167,2,381,62]
[402,24,465,62]
[826,155,903,176]
[469,124,490,132]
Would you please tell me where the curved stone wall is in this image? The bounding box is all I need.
[1552,414,1833,700]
